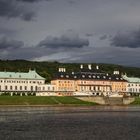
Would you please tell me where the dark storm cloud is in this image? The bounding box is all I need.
[85,33,93,37]
[68,0,76,5]
[17,0,52,2]
[99,35,108,40]
[0,28,18,36]
[17,0,41,2]
[0,37,24,49]
[38,34,89,48]
[0,0,35,21]
[111,29,140,48]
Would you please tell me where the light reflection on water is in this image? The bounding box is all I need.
[0,106,140,140]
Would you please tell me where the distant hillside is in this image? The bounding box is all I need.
[0,60,140,82]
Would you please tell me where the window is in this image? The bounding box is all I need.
[20,86,22,90]
[25,86,27,90]
[82,75,85,78]
[89,75,91,78]
[31,86,33,91]
[15,86,17,90]
[43,87,45,91]
[35,86,38,91]
[5,86,8,90]
[66,75,69,78]
[10,86,12,90]
[48,87,50,91]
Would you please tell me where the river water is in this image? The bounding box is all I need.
[0,106,140,140]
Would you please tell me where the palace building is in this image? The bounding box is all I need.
[0,65,129,96]
[123,75,140,95]
[0,70,55,96]
[51,64,127,96]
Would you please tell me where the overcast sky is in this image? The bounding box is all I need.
[0,0,140,67]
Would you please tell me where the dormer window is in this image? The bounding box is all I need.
[109,77,111,79]
[82,75,85,78]
[74,76,77,78]
[88,75,91,78]
[116,78,119,80]
[103,76,106,79]
[60,75,64,78]
[19,75,21,78]
[93,75,95,78]
[9,75,12,78]
[66,75,69,78]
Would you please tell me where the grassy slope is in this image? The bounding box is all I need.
[0,96,97,105]
[131,97,140,105]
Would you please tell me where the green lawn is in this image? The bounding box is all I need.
[0,96,97,105]
[131,97,140,105]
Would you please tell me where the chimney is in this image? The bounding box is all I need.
[80,64,83,69]
[96,65,99,70]
[58,68,62,72]
[63,68,66,72]
[88,64,92,70]
[113,70,119,75]
[58,67,66,72]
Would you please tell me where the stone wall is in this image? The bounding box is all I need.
[76,96,135,105]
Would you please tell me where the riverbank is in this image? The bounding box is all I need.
[0,96,139,106]
[0,96,97,106]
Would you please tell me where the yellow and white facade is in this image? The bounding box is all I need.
[51,65,127,96]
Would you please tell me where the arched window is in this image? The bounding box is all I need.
[31,86,33,91]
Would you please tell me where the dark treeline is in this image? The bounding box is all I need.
[0,60,140,82]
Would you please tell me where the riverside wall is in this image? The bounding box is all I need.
[76,96,135,105]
